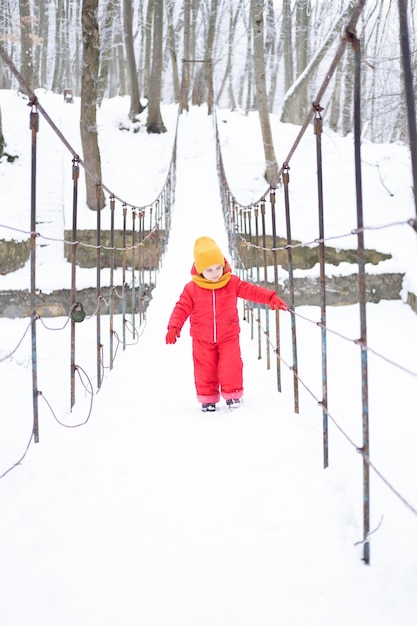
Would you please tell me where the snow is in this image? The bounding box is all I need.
[0,91,417,625]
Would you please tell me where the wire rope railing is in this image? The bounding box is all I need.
[1,0,417,572]
[0,44,179,472]
[214,2,417,566]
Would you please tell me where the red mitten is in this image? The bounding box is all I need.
[269,295,288,311]
[166,328,180,344]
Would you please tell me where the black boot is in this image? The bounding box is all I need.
[201,403,216,412]
[226,399,241,409]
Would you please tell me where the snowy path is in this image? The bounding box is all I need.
[1,108,416,625]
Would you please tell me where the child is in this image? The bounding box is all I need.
[165,236,287,412]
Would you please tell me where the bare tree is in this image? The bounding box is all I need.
[19,0,33,89]
[180,0,191,111]
[282,0,293,94]
[146,0,166,132]
[80,0,104,210]
[123,0,145,119]
[250,0,279,184]
[166,0,180,102]
[192,0,218,107]
[98,0,116,105]
[0,105,4,158]
[280,3,355,124]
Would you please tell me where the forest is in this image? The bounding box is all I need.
[0,1,415,166]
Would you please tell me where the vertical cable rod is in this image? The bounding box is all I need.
[270,189,282,391]
[352,34,370,565]
[122,204,127,350]
[70,156,80,407]
[96,183,103,389]
[29,101,39,443]
[282,165,299,414]
[109,195,115,369]
[314,108,329,469]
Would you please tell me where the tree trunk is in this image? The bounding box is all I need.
[0,105,5,158]
[282,0,293,94]
[166,0,180,102]
[294,0,310,116]
[51,0,69,93]
[38,0,49,88]
[146,0,166,133]
[143,0,154,99]
[251,0,279,185]
[123,0,144,119]
[180,0,191,111]
[80,0,104,210]
[97,0,116,105]
[280,4,354,125]
[191,0,217,108]
[19,0,33,90]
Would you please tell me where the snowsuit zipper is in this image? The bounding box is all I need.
[212,290,217,343]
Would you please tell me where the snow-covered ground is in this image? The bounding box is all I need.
[0,91,416,625]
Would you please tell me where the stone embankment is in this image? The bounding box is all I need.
[0,233,411,317]
[0,273,405,318]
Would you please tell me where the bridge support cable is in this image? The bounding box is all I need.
[351,33,371,566]
[282,166,299,415]
[29,101,40,443]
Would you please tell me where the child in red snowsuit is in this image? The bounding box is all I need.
[165,236,287,412]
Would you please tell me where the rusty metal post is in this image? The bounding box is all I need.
[109,195,115,369]
[29,101,39,443]
[122,204,127,350]
[270,189,282,392]
[283,165,299,414]
[314,107,329,469]
[131,208,137,339]
[352,34,370,565]
[260,201,270,370]
[254,205,262,360]
[70,156,80,407]
[96,183,103,389]
[138,210,144,325]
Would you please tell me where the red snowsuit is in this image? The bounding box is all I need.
[167,260,280,404]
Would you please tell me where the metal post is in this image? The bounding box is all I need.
[131,208,136,339]
[260,201,270,369]
[29,101,39,443]
[254,206,262,360]
[314,108,329,469]
[270,189,281,392]
[70,156,80,407]
[122,204,127,350]
[109,195,115,369]
[96,183,102,389]
[283,166,299,413]
[352,34,370,565]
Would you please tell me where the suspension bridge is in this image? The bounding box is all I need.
[1,12,417,625]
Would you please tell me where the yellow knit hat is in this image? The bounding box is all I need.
[194,237,225,274]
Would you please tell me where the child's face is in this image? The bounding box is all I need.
[202,264,224,282]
